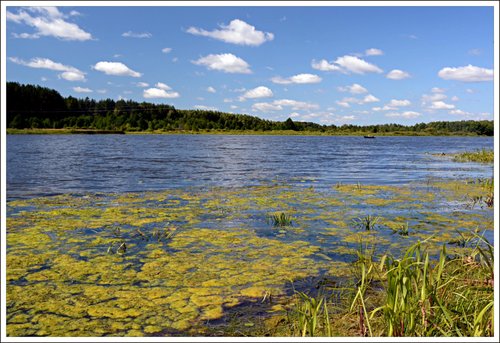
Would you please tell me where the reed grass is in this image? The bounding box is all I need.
[282,232,494,337]
[352,215,381,231]
[268,212,293,227]
[453,149,494,163]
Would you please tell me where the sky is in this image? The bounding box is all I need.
[3,3,496,126]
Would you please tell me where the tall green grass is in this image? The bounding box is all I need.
[453,149,494,163]
[284,232,494,337]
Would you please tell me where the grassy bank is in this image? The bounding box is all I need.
[6,127,490,136]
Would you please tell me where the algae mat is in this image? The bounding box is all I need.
[6,179,493,336]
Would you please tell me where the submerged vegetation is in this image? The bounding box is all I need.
[6,176,494,337]
[6,82,494,136]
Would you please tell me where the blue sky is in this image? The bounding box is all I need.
[3,4,495,125]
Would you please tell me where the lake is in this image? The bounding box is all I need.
[5,134,495,336]
[6,134,494,200]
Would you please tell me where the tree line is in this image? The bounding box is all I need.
[6,82,494,136]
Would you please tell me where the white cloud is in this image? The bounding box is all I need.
[143,87,180,99]
[136,82,149,87]
[334,55,383,74]
[271,73,321,84]
[337,94,379,107]
[155,82,171,90]
[7,7,92,41]
[336,101,350,108]
[73,86,92,93]
[431,87,445,93]
[438,65,493,82]
[122,31,152,38]
[172,57,178,63]
[162,47,172,54]
[311,59,342,72]
[429,101,455,110]
[9,56,86,81]
[59,71,86,81]
[451,96,459,101]
[466,88,475,94]
[207,86,216,93]
[421,93,447,104]
[449,109,470,115]
[362,94,379,103]
[194,105,218,111]
[240,86,273,100]
[342,115,356,120]
[386,69,410,80]
[387,99,411,107]
[274,99,319,111]
[230,105,238,110]
[252,102,283,112]
[187,19,274,46]
[192,53,251,74]
[337,83,368,94]
[93,61,142,77]
[385,111,421,119]
[252,99,318,112]
[365,48,383,56]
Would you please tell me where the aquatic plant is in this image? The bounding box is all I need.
[352,215,381,231]
[453,149,494,163]
[287,291,332,337]
[370,234,494,337]
[391,222,410,236]
[268,212,293,227]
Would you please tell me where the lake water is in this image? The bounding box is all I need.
[6,134,495,336]
[6,134,494,200]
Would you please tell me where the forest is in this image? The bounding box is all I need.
[6,82,494,136]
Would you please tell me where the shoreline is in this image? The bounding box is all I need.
[5,128,492,137]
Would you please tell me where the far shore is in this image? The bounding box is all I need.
[5,128,492,137]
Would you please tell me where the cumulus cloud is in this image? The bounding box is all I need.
[421,92,447,104]
[9,56,86,81]
[431,87,445,93]
[161,47,172,54]
[252,99,318,112]
[362,94,379,103]
[143,87,180,99]
[194,105,218,111]
[93,61,142,77]
[429,101,455,110]
[438,65,493,82]
[312,55,383,75]
[271,73,321,85]
[385,111,421,119]
[311,59,342,72]
[187,19,274,46]
[136,82,149,87]
[337,83,368,94]
[122,31,152,38]
[59,71,86,81]
[449,109,470,115]
[239,86,273,100]
[386,69,411,80]
[334,55,383,74]
[7,6,92,41]
[387,99,411,107]
[365,48,383,56]
[336,94,379,107]
[73,86,92,93]
[206,86,216,93]
[192,53,251,74]
[155,82,171,90]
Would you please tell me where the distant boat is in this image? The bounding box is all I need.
[364,135,376,139]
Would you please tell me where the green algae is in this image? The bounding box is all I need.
[6,178,493,336]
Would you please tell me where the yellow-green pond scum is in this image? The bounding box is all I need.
[6,178,493,336]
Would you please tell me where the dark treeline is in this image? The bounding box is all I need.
[6,82,494,136]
